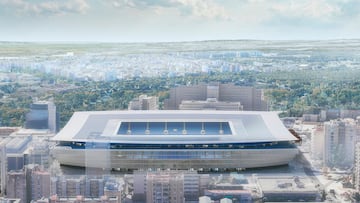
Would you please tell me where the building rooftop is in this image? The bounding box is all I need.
[5,136,31,153]
[13,128,54,136]
[52,110,297,144]
[257,176,318,193]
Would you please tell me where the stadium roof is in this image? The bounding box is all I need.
[52,110,297,144]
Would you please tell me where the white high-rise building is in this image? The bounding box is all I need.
[146,171,184,203]
[354,142,360,191]
[323,119,359,168]
[353,117,360,191]
[310,125,324,161]
[0,140,7,196]
[133,170,209,203]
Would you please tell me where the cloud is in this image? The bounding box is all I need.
[253,0,360,21]
[177,0,230,20]
[232,0,360,30]
[270,0,341,21]
[0,0,89,15]
[110,0,230,20]
[112,0,174,8]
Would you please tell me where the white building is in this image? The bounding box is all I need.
[220,198,232,203]
[323,118,359,168]
[179,98,243,111]
[257,176,321,202]
[134,170,208,203]
[354,142,360,191]
[0,139,8,196]
[146,171,184,203]
[128,95,159,110]
[52,111,298,170]
[199,196,212,203]
[310,125,324,161]
[164,83,268,111]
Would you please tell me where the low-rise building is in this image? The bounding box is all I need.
[257,176,321,202]
[128,95,158,110]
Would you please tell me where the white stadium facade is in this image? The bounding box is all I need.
[51,110,299,170]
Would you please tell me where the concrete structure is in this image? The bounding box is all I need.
[27,138,51,168]
[319,109,360,121]
[0,198,21,203]
[52,111,298,170]
[4,165,51,203]
[25,101,59,133]
[133,172,146,202]
[146,171,184,203]
[355,142,360,191]
[133,170,208,203]
[204,190,251,203]
[6,170,27,203]
[30,166,51,202]
[302,114,319,122]
[0,127,19,136]
[4,165,52,203]
[0,129,54,175]
[50,176,105,199]
[179,98,242,111]
[198,196,212,203]
[257,176,321,202]
[220,198,232,203]
[5,136,32,171]
[183,171,204,201]
[164,83,268,111]
[0,139,7,195]
[48,195,119,203]
[128,95,159,110]
[310,125,324,161]
[323,118,359,168]
[104,178,123,203]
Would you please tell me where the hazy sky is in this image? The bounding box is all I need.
[0,0,359,42]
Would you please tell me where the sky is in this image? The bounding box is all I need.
[0,0,359,42]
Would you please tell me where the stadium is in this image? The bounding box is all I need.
[51,110,299,170]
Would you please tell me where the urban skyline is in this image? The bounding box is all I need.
[1,1,360,201]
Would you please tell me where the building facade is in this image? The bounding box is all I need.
[128,95,159,110]
[6,171,27,203]
[0,140,7,196]
[30,166,51,202]
[323,119,359,168]
[51,176,105,199]
[52,111,298,170]
[25,101,59,133]
[164,83,268,111]
[310,125,324,162]
[146,171,184,203]
[354,142,360,191]
[133,170,207,203]
[179,98,242,111]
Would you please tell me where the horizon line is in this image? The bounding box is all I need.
[1,38,359,44]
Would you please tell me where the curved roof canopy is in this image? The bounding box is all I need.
[52,110,296,144]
